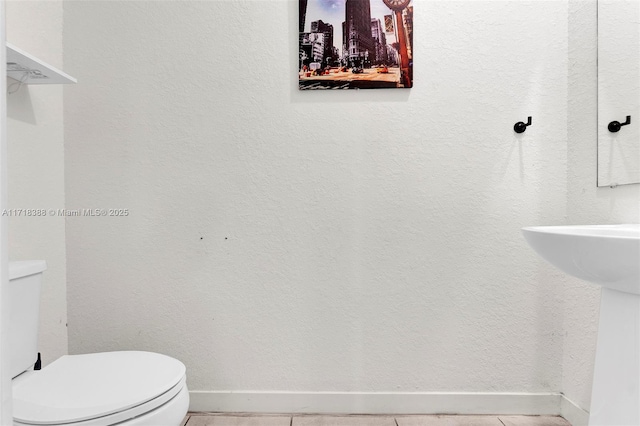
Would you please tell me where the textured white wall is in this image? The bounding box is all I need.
[5,0,68,366]
[564,0,640,413]
[64,0,569,399]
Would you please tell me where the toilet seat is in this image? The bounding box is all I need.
[13,351,187,426]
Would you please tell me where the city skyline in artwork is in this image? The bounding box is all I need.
[299,0,413,90]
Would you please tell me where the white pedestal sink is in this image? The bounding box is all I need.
[522,224,640,426]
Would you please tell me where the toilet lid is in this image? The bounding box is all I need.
[13,351,186,425]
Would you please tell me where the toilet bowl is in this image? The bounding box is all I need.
[9,261,189,426]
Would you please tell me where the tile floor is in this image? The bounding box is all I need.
[182,413,571,426]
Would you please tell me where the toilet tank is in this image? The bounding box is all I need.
[8,261,47,379]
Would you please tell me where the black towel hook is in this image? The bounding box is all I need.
[514,117,532,134]
[608,116,631,133]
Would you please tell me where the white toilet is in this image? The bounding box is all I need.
[9,261,190,426]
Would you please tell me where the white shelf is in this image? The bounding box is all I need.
[6,42,76,85]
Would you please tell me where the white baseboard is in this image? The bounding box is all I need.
[189,391,562,416]
[560,395,589,426]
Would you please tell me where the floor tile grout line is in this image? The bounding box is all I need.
[184,413,572,425]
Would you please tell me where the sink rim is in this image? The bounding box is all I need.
[522,223,640,294]
[522,224,640,239]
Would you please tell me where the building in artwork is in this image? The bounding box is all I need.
[299,0,309,69]
[343,0,375,67]
[371,18,388,65]
[300,32,325,64]
[386,44,398,65]
[402,6,413,61]
[311,20,335,65]
[299,0,308,33]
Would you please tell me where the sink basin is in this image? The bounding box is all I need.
[522,224,640,295]
[522,224,640,425]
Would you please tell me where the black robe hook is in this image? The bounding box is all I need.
[608,116,631,133]
[514,117,532,134]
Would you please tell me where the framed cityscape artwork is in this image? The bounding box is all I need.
[299,0,413,90]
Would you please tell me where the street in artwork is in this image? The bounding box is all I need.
[299,0,413,90]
